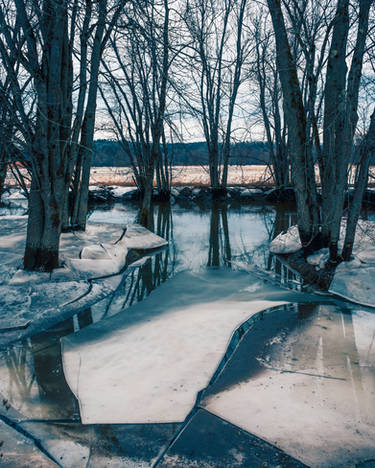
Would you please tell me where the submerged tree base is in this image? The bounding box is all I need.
[211,187,228,200]
[24,246,59,272]
[279,250,336,290]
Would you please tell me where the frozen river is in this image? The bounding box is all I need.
[0,199,374,467]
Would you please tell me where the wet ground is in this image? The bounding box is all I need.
[0,200,374,467]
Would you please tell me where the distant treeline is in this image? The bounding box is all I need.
[92,140,270,167]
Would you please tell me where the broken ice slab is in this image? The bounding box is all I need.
[122,223,169,250]
[0,419,58,467]
[270,225,302,254]
[62,269,289,424]
[202,303,375,468]
[20,420,180,468]
[158,409,307,468]
[65,224,167,280]
[329,264,375,308]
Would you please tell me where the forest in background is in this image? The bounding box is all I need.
[92,140,270,166]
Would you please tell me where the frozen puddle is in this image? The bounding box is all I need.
[202,303,375,468]
[62,269,290,424]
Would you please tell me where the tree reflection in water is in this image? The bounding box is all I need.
[0,311,94,420]
[95,203,177,318]
[265,206,301,287]
[208,202,232,268]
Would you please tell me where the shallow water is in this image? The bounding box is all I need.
[0,200,374,467]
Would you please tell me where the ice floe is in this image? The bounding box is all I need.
[62,269,292,424]
[270,225,301,254]
[0,215,168,343]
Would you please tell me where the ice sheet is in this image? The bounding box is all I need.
[62,270,289,424]
[203,304,375,467]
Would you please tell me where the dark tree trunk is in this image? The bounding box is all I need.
[24,177,62,271]
[0,153,7,201]
[342,109,375,260]
[321,0,350,259]
[267,0,320,248]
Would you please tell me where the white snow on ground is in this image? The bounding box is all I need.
[110,186,137,198]
[0,214,168,337]
[2,188,27,200]
[65,224,167,279]
[0,215,167,283]
[328,221,375,306]
[62,269,290,424]
[202,305,375,468]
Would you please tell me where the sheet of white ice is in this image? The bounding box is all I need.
[123,224,168,250]
[203,305,375,467]
[65,224,167,279]
[62,270,288,424]
[270,225,301,254]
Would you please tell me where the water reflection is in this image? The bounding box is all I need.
[207,203,232,268]
[90,203,176,319]
[0,199,374,466]
[0,315,85,421]
[88,200,303,291]
[202,303,375,467]
[265,207,301,289]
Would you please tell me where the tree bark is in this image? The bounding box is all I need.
[267,0,320,248]
[342,109,375,260]
[71,0,107,230]
[321,0,349,259]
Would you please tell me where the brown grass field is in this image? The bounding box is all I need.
[5,165,375,187]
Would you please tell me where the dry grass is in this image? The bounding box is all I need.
[5,165,375,188]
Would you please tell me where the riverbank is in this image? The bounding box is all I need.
[6,164,375,188]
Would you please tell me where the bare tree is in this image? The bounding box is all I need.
[180,0,250,196]
[101,0,173,226]
[70,0,128,231]
[266,0,373,261]
[342,109,375,260]
[266,0,320,249]
[321,0,372,260]
[252,12,289,189]
[0,0,126,270]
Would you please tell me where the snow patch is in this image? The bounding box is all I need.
[270,225,301,254]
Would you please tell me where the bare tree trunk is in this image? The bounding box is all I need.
[267,0,320,249]
[0,152,7,201]
[221,0,247,189]
[321,0,370,261]
[71,0,107,230]
[19,0,70,271]
[321,0,350,259]
[342,110,375,260]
